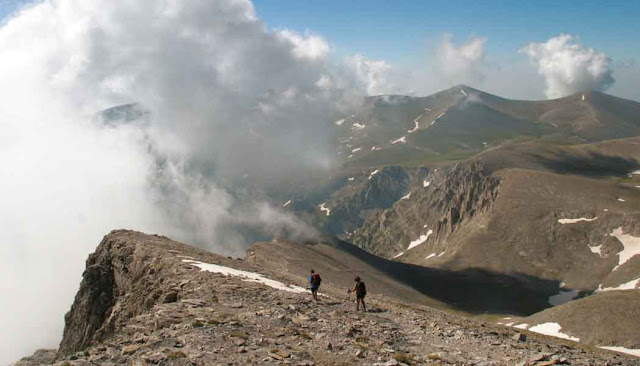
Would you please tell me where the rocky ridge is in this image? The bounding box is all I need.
[14,230,640,365]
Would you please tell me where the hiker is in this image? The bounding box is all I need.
[348,276,367,312]
[309,269,321,301]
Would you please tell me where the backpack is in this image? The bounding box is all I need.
[312,273,322,286]
[356,281,366,296]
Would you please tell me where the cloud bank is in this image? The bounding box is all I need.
[0,0,373,362]
[520,34,615,99]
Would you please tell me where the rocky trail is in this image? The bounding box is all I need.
[15,231,640,366]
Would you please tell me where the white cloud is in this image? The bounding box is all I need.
[0,0,367,362]
[520,34,615,98]
[276,29,331,60]
[433,34,487,84]
[345,53,393,95]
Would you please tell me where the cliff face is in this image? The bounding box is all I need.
[59,232,179,354]
[351,161,500,258]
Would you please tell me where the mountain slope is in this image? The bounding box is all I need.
[335,86,640,168]
[15,230,640,365]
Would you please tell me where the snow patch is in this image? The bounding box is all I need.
[351,148,361,153]
[319,203,331,216]
[334,118,345,126]
[393,252,404,259]
[513,323,528,330]
[408,114,422,133]
[597,278,640,292]
[548,290,579,306]
[182,260,306,293]
[609,227,640,271]
[369,169,380,180]
[528,322,579,341]
[589,245,603,256]
[407,230,433,251]
[423,180,430,187]
[351,122,365,131]
[557,217,597,224]
[426,253,436,259]
[600,346,640,357]
[391,136,407,144]
[460,88,467,96]
[581,94,585,101]
[401,193,411,200]
[282,200,292,208]
[347,177,355,181]
[618,197,626,202]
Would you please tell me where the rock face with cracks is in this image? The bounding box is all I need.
[14,230,640,365]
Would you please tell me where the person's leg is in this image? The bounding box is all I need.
[356,297,361,311]
[361,297,366,312]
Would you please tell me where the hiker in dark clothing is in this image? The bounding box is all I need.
[348,276,367,311]
[309,269,321,301]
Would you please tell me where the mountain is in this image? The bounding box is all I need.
[268,86,640,354]
[333,86,640,168]
[14,231,640,365]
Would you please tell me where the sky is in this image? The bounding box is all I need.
[0,0,639,363]
[2,0,640,100]
[253,0,640,63]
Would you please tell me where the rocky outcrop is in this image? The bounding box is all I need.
[351,161,499,258]
[58,230,227,355]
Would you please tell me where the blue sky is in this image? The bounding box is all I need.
[252,0,640,64]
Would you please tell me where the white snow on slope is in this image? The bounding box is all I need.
[408,114,422,133]
[369,169,380,180]
[393,252,404,259]
[334,118,345,126]
[590,245,603,256]
[182,260,306,293]
[426,253,436,259]
[581,94,585,101]
[436,112,445,119]
[352,148,361,153]
[600,346,640,358]
[391,136,406,144]
[347,177,355,181]
[618,197,626,202]
[407,230,434,251]
[460,88,467,96]
[513,323,528,330]
[548,290,580,306]
[282,200,292,208]
[319,203,331,216]
[609,227,640,271]
[401,193,411,200]
[558,217,597,224]
[423,180,430,187]
[528,323,579,342]
[597,278,640,292]
[636,186,640,189]
[351,123,365,131]
[630,170,640,175]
